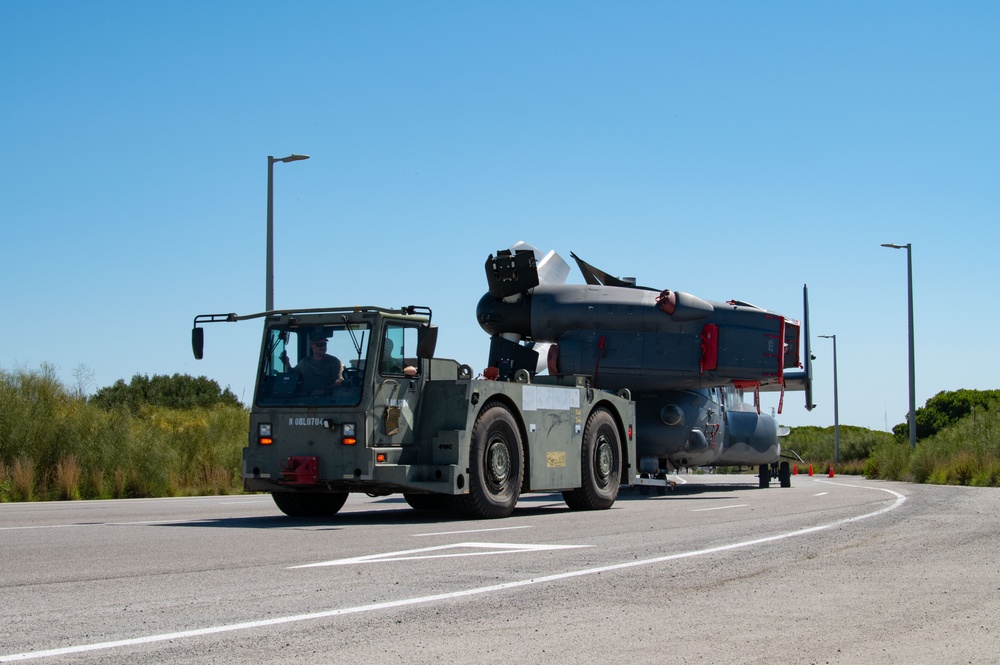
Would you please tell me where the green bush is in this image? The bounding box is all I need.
[892,388,1000,442]
[862,396,1000,486]
[91,373,241,413]
[0,366,247,502]
[780,424,893,471]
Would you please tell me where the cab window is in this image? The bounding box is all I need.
[380,324,419,376]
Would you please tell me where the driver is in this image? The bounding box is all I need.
[382,338,417,376]
[283,331,343,395]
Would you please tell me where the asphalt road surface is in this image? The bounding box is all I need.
[1,475,998,664]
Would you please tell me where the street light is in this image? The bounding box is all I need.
[881,242,916,449]
[266,153,310,312]
[819,334,839,464]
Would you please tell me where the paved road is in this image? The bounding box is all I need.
[1,475,997,664]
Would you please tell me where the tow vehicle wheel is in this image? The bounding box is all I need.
[758,464,770,489]
[455,402,524,519]
[779,461,791,488]
[563,408,622,511]
[403,493,451,511]
[271,491,348,517]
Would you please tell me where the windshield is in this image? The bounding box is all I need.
[256,322,369,407]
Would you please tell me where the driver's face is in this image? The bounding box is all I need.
[311,341,327,357]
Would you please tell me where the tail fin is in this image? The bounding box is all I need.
[777,284,815,411]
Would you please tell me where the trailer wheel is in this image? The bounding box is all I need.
[563,408,622,511]
[403,493,451,511]
[271,491,348,517]
[456,403,523,519]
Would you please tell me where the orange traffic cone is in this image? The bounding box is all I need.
[793,464,798,475]
[808,465,814,476]
[828,465,835,478]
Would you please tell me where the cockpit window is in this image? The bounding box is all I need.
[256,323,369,406]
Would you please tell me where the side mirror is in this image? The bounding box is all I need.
[416,324,438,360]
[192,327,204,360]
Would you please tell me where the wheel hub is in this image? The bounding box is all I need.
[486,439,511,486]
[595,435,613,486]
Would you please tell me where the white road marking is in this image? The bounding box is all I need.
[290,541,587,568]
[690,504,748,512]
[0,481,906,663]
[814,492,829,496]
[413,525,534,537]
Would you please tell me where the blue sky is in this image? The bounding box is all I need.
[2,1,997,432]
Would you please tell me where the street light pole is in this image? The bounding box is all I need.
[819,334,839,463]
[881,242,916,449]
[266,153,310,312]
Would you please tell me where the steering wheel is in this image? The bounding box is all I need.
[342,367,360,386]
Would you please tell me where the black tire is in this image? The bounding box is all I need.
[271,491,348,517]
[563,408,622,511]
[403,493,451,511]
[454,403,524,519]
[758,464,770,489]
[654,472,668,496]
[779,461,791,488]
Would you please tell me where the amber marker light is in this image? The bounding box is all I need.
[342,423,357,445]
[258,423,273,445]
[376,453,387,463]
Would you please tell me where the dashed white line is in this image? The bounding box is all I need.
[691,504,748,512]
[413,525,533,537]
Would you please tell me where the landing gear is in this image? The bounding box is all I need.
[779,461,791,488]
[758,464,770,488]
[759,461,793,488]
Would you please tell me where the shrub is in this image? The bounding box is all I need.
[91,373,241,413]
[1,366,248,501]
